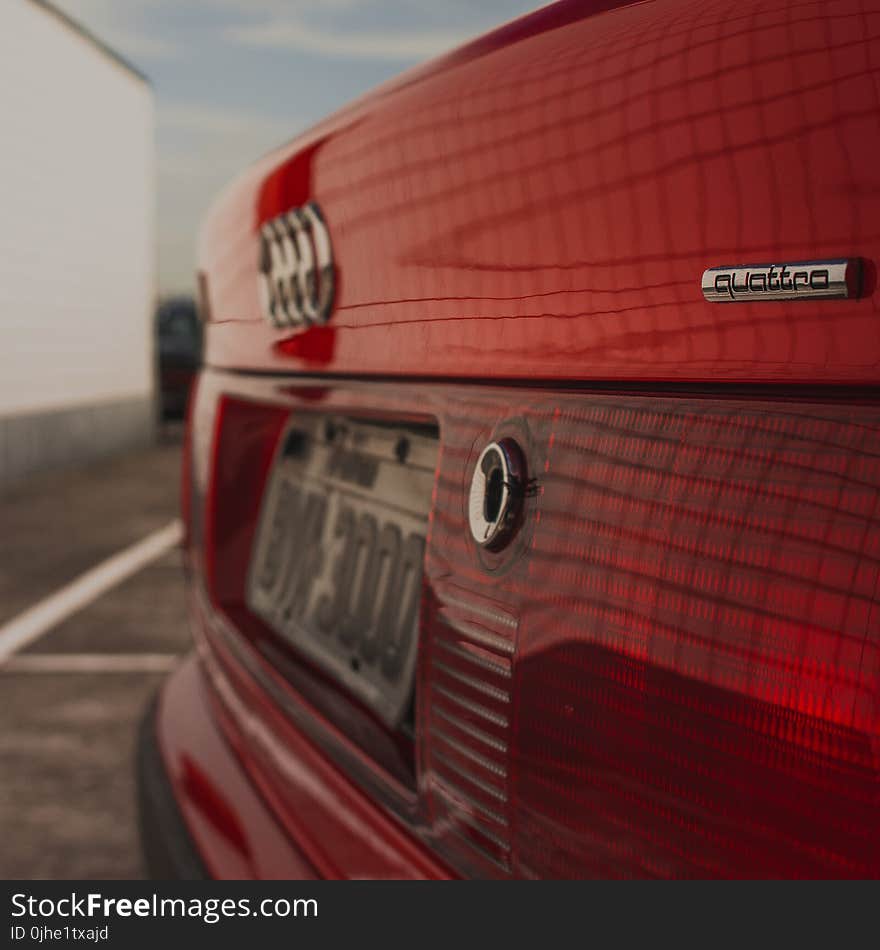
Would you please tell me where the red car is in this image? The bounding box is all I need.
[138,0,880,878]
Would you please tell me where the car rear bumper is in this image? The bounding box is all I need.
[136,654,318,879]
[136,687,208,880]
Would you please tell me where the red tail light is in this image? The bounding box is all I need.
[203,396,288,607]
[187,371,880,878]
[424,396,880,878]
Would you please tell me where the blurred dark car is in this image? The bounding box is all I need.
[156,297,201,419]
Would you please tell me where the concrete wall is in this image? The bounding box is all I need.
[0,1,156,490]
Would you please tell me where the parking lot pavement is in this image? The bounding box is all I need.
[0,431,190,879]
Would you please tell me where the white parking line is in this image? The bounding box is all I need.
[0,520,183,666]
[0,654,178,674]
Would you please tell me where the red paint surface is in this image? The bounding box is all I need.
[200,0,880,383]
[157,656,317,879]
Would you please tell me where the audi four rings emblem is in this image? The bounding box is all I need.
[258,201,335,328]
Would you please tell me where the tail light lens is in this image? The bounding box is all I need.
[202,396,288,607]
[427,396,880,878]
[187,371,880,878]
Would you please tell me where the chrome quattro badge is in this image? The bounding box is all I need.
[701,259,861,303]
[468,439,526,552]
[258,201,335,328]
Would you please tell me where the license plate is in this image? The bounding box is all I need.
[246,415,437,727]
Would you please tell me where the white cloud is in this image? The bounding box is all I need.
[226,17,473,61]
[52,0,535,68]
[87,25,178,60]
[158,102,296,142]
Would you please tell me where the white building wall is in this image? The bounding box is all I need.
[0,1,155,485]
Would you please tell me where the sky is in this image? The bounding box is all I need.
[51,0,541,296]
